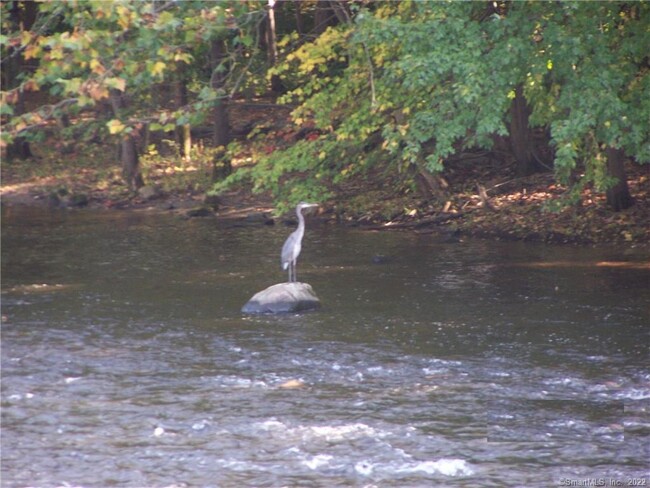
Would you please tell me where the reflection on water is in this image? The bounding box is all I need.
[1,206,649,487]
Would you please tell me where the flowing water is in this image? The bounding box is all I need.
[1,207,649,487]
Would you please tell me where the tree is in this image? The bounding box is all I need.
[210,36,231,149]
[1,1,268,188]
[110,88,144,190]
[266,0,281,92]
[224,2,514,207]
[1,0,38,160]
[509,83,547,177]
[605,147,634,211]
[175,70,192,163]
[219,1,648,212]
[525,2,649,211]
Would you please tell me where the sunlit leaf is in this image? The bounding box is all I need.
[105,77,126,92]
[107,119,126,135]
[90,58,105,74]
[150,61,166,77]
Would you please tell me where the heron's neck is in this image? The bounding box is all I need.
[296,207,306,234]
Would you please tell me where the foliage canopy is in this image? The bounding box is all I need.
[2,1,265,139]
[230,1,648,210]
[2,1,648,213]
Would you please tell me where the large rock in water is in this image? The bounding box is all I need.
[242,282,321,314]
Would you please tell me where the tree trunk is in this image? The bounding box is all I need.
[121,136,144,190]
[329,0,351,24]
[6,134,33,160]
[5,87,32,160]
[181,124,192,162]
[210,38,230,149]
[175,75,191,162]
[314,0,338,34]
[267,1,279,65]
[412,161,449,201]
[3,1,38,161]
[266,0,284,93]
[110,90,144,190]
[294,1,305,36]
[510,84,543,177]
[211,146,231,182]
[605,147,634,211]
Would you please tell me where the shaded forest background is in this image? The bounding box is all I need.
[1,1,648,244]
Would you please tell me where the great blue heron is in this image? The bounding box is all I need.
[281,202,318,282]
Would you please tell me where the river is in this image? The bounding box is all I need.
[1,207,648,487]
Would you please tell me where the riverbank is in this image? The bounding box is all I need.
[355,162,650,247]
[2,138,648,248]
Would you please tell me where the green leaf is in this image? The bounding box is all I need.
[0,103,14,116]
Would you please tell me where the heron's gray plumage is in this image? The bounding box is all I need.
[281,202,318,282]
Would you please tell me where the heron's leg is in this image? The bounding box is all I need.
[291,261,296,282]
